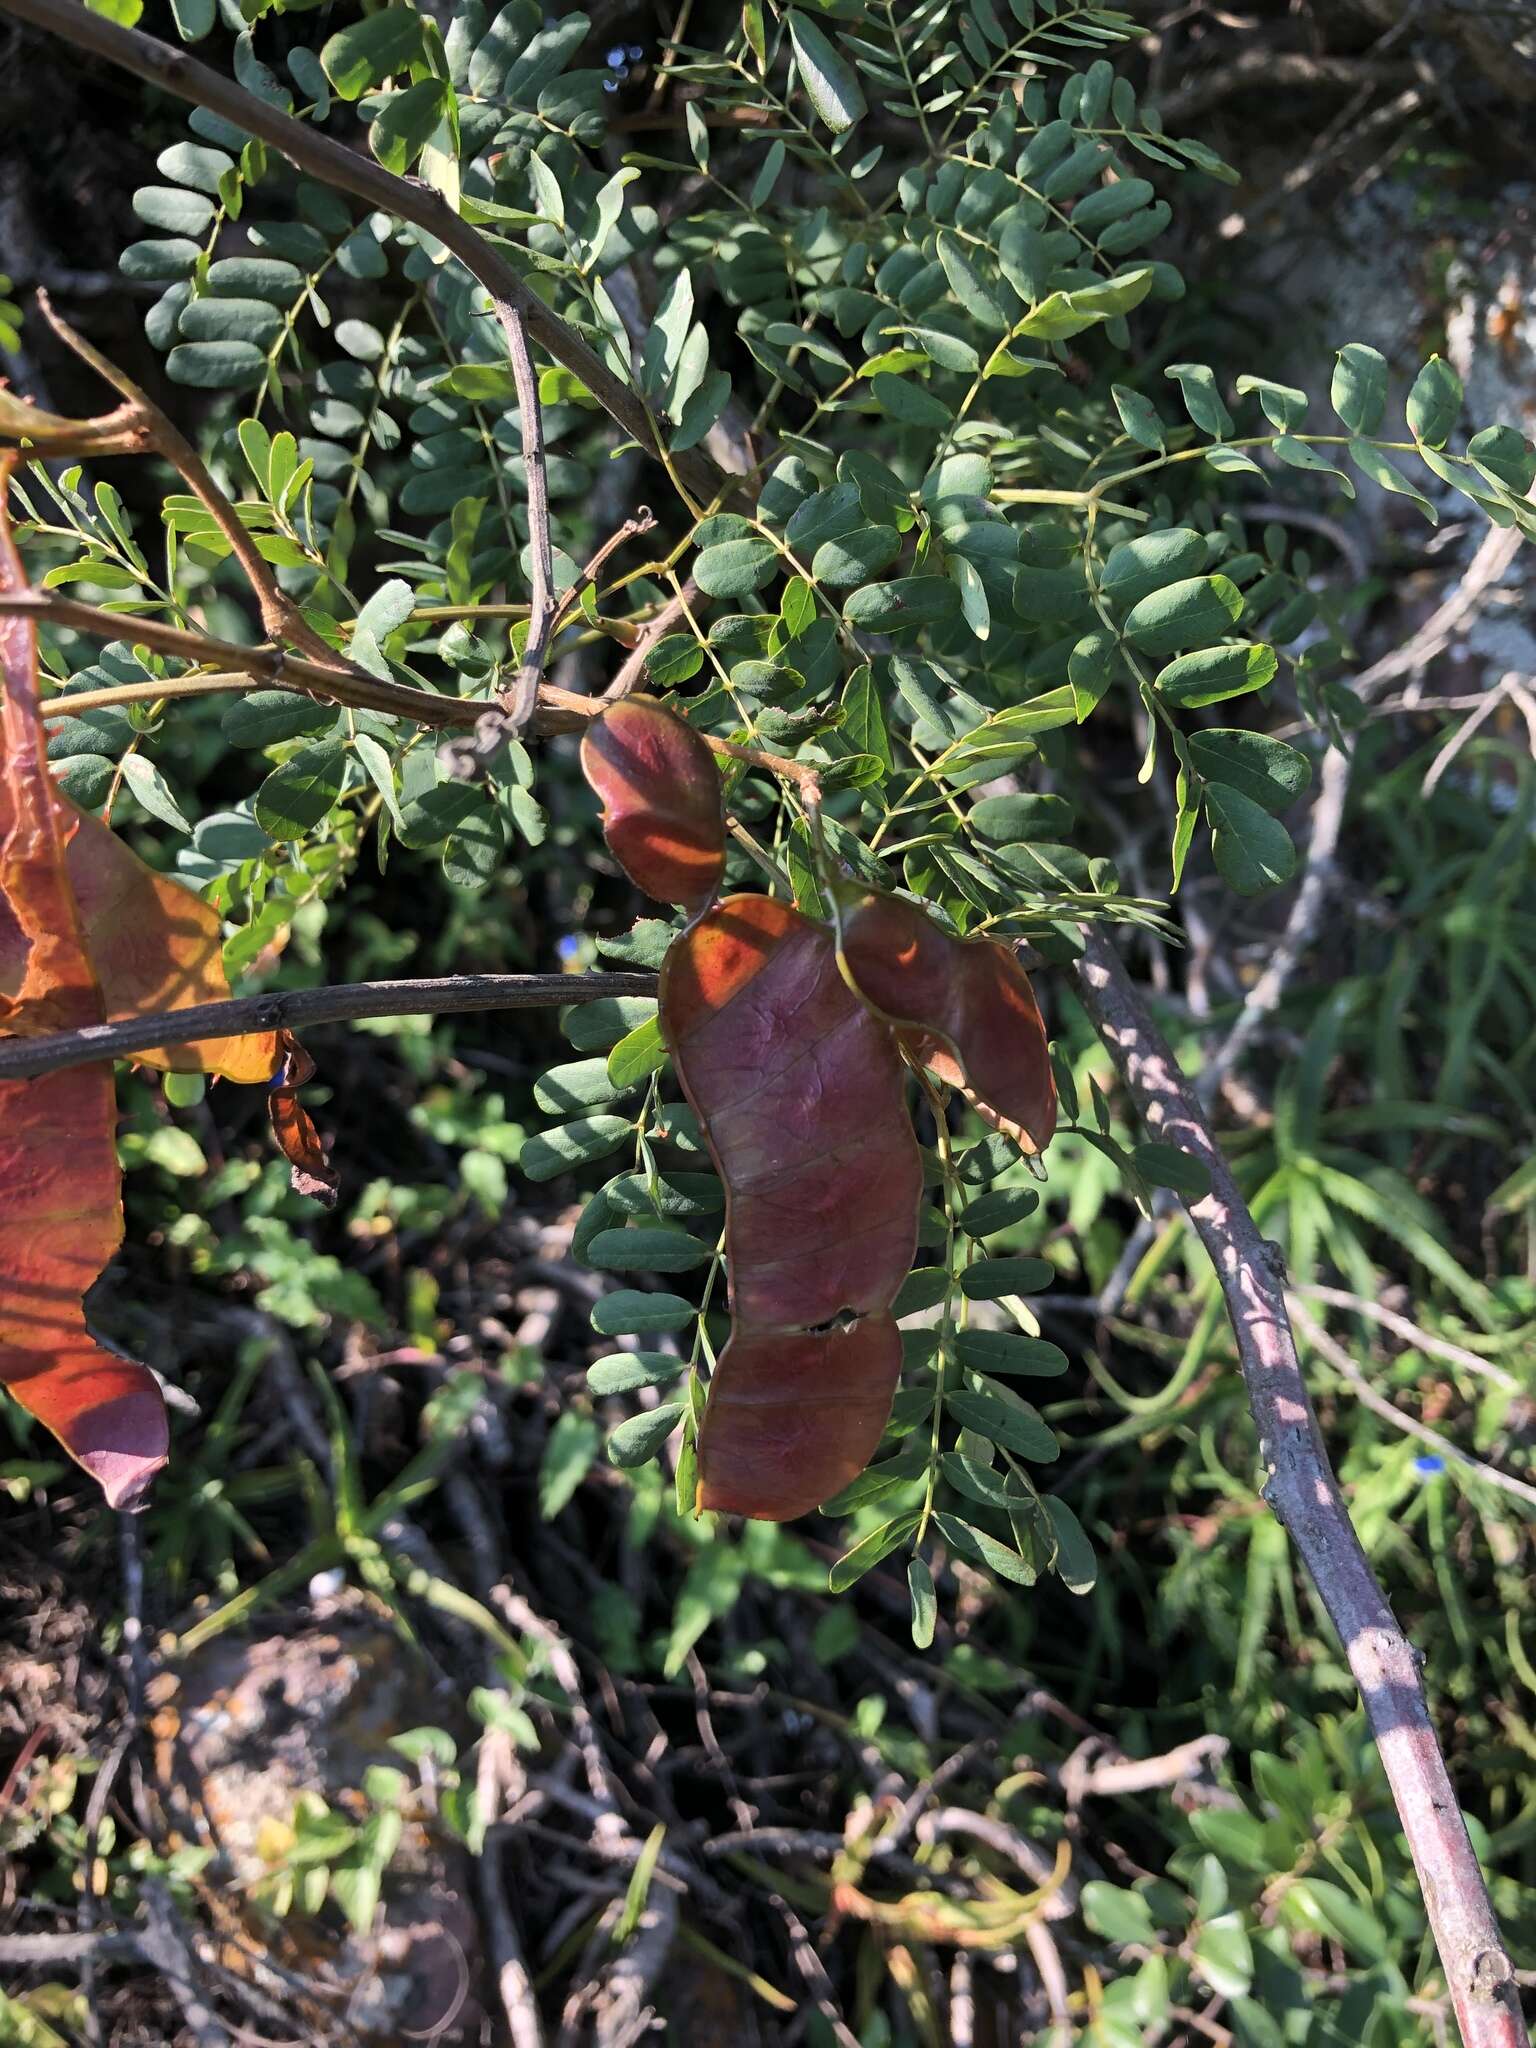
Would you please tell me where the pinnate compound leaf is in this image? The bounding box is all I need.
[836,890,1057,1155]
[661,895,922,1520]
[580,696,725,911]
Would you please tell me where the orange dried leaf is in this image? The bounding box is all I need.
[661,894,922,1520]
[580,695,725,910]
[0,1063,169,1507]
[0,800,279,1083]
[0,452,166,1504]
[268,1029,338,1207]
[837,891,1057,1156]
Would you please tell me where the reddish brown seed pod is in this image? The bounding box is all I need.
[660,893,922,1520]
[580,695,725,911]
[836,889,1057,1156]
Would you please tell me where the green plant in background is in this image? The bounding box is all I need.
[1,0,1535,2041]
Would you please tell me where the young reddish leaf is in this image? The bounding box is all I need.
[0,454,167,1505]
[580,695,725,910]
[268,1029,339,1206]
[836,890,1057,1156]
[661,894,922,1520]
[0,799,279,1084]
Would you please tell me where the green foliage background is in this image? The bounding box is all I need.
[2,2,1535,2043]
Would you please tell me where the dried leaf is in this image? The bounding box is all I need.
[661,894,921,1519]
[0,453,166,1505]
[268,1028,338,1206]
[836,890,1057,1155]
[580,695,725,910]
[0,799,279,1083]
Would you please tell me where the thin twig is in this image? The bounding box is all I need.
[1295,1286,1518,1390]
[602,577,701,702]
[28,294,342,670]
[493,299,555,739]
[0,970,658,1081]
[1287,1295,1536,1511]
[1072,929,1523,2048]
[479,1753,546,2048]
[137,1881,230,2048]
[555,510,658,636]
[1061,1732,1229,1801]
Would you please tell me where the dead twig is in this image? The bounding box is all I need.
[1061,1732,1229,1801]
[1072,929,1524,2048]
[1287,1295,1536,1511]
[1295,1286,1518,1390]
[479,1752,547,2048]
[137,1880,230,2048]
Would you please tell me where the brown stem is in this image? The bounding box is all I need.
[0,970,660,1082]
[1072,929,1522,2048]
[0,0,722,509]
[603,575,701,702]
[40,670,258,717]
[30,292,344,669]
[0,588,483,727]
[554,509,658,635]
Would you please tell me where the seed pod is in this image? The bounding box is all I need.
[661,893,922,1519]
[836,888,1057,1155]
[580,695,725,910]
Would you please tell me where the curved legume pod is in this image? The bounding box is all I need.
[580,695,725,911]
[660,893,922,1520]
[835,889,1057,1156]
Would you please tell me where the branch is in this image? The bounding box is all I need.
[1072,930,1523,2048]
[0,970,659,1081]
[0,0,723,507]
[603,575,700,702]
[0,588,486,727]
